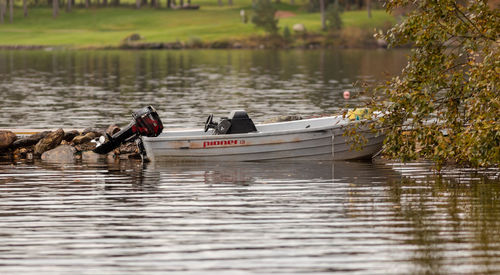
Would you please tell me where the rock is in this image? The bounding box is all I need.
[115,141,138,155]
[113,141,139,159]
[12,131,51,148]
[82,127,104,137]
[162,41,183,49]
[63,130,80,142]
[292,23,306,33]
[41,145,76,163]
[72,132,96,145]
[74,141,97,152]
[13,146,33,159]
[0,130,17,151]
[85,132,98,139]
[13,147,28,159]
[211,40,230,49]
[122,33,142,43]
[106,124,121,136]
[146,43,164,49]
[72,135,90,145]
[34,128,64,156]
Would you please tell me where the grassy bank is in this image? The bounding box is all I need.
[0,0,395,48]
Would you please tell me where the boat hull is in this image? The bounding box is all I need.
[142,117,384,162]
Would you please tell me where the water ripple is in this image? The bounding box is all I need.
[0,160,499,274]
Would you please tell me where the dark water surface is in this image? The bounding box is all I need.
[1,49,499,274]
[0,160,499,274]
[0,49,407,128]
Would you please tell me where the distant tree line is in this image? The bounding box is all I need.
[0,0,209,22]
[309,0,380,13]
[0,0,378,23]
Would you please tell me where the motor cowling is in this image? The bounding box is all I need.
[93,106,163,154]
[131,106,163,137]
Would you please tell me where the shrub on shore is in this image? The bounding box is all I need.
[251,0,279,35]
[354,0,500,168]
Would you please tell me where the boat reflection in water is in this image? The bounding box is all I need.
[1,158,499,274]
[134,159,395,187]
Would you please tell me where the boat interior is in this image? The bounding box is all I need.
[159,111,349,138]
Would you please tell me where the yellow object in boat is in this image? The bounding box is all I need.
[347,108,370,121]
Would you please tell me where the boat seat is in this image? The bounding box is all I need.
[225,110,257,134]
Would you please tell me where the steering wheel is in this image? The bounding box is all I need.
[204,114,214,132]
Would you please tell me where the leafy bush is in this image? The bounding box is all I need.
[187,36,203,48]
[252,0,279,35]
[361,0,499,168]
[326,0,342,31]
[210,40,231,48]
[283,25,292,42]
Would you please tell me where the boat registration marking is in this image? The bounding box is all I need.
[203,140,246,148]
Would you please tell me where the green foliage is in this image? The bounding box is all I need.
[365,0,500,167]
[326,0,342,31]
[243,12,248,24]
[306,0,320,13]
[283,25,292,41]
[187,36,203,48]
[251,0,279,35]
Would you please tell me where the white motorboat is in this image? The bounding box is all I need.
[141,110,384,162]
[93,107,384,162]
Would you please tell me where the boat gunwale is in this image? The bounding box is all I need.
[144,116,369,142]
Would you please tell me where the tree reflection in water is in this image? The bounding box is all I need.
[386,165,500,274]
[0,158,498,274]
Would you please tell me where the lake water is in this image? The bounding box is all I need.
[0,50,499,274]
[0,49,407,128]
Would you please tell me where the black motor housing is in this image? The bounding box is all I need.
[93,106,163,154]
[131,106,164,137]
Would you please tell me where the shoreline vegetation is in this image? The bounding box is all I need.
[0,32,390,50]
[0,1,396,50]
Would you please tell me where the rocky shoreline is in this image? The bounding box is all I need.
[0,126,140,163]
[0,33,390,51]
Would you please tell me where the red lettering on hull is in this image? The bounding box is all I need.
[203,140,246,148]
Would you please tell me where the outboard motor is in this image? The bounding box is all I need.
[205,110,257,135]
[94,106,163,155]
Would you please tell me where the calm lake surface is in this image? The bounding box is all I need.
[0,50,499,274]
[0,49,407,128]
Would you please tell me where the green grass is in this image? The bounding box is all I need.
[0,2,395,47]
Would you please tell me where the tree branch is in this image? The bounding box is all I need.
[452,2,496,41]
